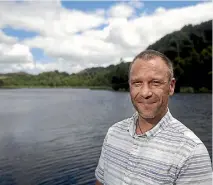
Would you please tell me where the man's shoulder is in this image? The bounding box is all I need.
[109,117,133,132]
[169,117,211,171]
[168,117,203,145]
[102,115,134,146]
[106,115,134,136]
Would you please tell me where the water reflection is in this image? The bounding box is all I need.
[0,89,211,185]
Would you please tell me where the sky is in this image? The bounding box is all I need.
[0,0,212,74]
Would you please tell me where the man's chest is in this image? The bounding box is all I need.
[103,133,178,185]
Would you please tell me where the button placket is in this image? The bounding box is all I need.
[123,139,140,184]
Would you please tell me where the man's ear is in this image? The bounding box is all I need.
[169,78,176,96]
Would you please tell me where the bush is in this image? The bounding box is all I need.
[198,87,209,93]
[0,79,4,87]
[180,87,194,93]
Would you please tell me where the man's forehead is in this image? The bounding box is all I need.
[130,72,165,80]
[130,58,167,74]
[132,57,166,68]
[129,57,170,79]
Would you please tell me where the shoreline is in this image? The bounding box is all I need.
[0,86,211,93]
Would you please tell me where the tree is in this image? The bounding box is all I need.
[0,79,4,87]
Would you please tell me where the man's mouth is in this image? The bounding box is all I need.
[137,101,156,104]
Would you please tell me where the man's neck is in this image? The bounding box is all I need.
[136,108,168,135]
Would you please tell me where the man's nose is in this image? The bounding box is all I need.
[139,84,152,99]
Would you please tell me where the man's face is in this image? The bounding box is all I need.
[129,57,175,120]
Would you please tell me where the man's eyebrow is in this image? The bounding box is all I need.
[130,77,140,81]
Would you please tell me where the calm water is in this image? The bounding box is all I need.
[0,89,212,185]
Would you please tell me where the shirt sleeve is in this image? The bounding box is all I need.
[95,133,108,184]
[175,143,212,185]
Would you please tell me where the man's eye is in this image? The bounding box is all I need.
[151,80,161,86]
[133,82,141,86]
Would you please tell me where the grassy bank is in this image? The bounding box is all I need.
[0,85,113,90]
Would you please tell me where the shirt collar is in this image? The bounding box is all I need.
[128,108,173,139]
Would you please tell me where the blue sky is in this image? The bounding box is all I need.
[61,1,204,10]
[0,0,212,74]
[61,1,202,12]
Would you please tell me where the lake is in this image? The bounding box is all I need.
[0,88,212,185]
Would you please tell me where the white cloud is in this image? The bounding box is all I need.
[0,43,33,64]
[0,1,106,37]
[34,60,84,74]
[0,35,32,73]
[107,3,135,18]
[105,18,142,48]
[0,1,212,74]
[21,59,100,75]
[128,0,144,9]
[154,7,166,14]
[0,30,17,44]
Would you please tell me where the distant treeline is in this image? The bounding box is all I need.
[0,20,212,93]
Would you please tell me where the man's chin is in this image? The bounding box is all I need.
[137,109,158,119]
[140,113,155,119]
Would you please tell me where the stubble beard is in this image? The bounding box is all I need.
[136,104,159,120]
[131,99,163,121]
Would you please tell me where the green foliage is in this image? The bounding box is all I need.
[148,20,212,92]
[0,20,212,93]
[0,79,4,87]
[180,87,195,93]
[198,87,210,93]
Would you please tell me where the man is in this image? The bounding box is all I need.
[95,50,212,185]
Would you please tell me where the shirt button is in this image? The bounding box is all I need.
[123,176,131,183]
[131,150,138,155]
[133,144,137,149]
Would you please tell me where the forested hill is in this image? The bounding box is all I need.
[147,20,212,92]
[0,20,212,93]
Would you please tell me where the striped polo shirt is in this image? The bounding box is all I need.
[95,109,212,185]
